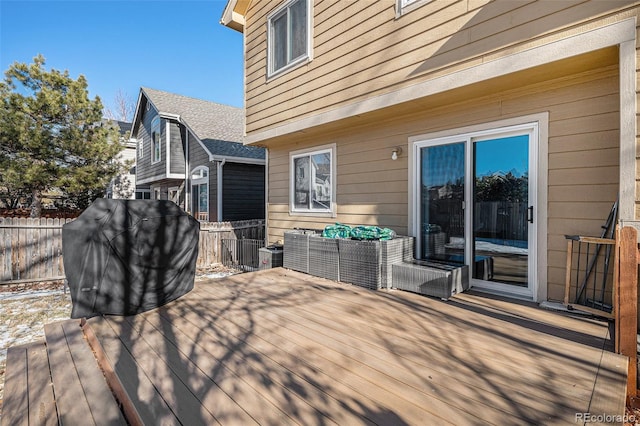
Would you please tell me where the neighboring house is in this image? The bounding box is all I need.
[130,87,265,222]
[105,120,138,200]
[221,0,640,303]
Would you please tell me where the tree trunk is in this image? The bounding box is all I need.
[30,189,42,218]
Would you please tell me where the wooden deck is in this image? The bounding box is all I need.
[2,267,628,425]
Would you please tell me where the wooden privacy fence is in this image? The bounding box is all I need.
[0,217,74,284]
[1,217,265,285]
[197,219,265,269]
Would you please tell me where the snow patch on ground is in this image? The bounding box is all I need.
[0,288,66,301]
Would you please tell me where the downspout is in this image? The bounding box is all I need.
[185,130,190,214]
[265,149,269,245]
[217,159,226,221]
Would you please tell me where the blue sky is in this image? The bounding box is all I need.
[0,0,244,119]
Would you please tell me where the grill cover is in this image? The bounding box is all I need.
[62,199,200,318]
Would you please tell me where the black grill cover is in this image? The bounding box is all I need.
[62,199,200,318]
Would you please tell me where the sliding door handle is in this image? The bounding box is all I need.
[528,206,534,223]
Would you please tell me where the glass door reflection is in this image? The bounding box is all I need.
[420,143,465,263]
[473,135,529,286]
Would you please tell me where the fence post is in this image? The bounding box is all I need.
[616,226,638,400]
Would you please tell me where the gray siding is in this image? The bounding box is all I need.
[135,103,166,182]
[187,133,217,221]
[187,132,210,170]
[210,162,218,222]
[222,162,265,221]
[170,121,186,175]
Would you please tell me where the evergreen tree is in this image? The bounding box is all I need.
[0,55,123,217]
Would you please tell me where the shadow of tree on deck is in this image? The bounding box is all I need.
[92,266,618,425]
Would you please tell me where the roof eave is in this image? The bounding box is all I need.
[220,0,245,33]
[210,154,265,165]
[129,89,145,139]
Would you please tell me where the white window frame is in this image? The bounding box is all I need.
[289,143,336,216]
[408,113,549,302]
[267,0,312,79]
[395,0,431,18]
[151,116,161,164]
[191,166,209,221]
[153,187,161,200]
[136,137,143,159]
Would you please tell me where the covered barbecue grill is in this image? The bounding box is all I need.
[62,199,200,318]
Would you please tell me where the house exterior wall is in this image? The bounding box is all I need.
[243,1,635,136]
[135,104,166,183]
[169,121,186,175]
[264,59,620,303]
[107,143,136,199]
[222,162,266,221]
[187,130,210,168]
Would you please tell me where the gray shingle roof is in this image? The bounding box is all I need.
[141,87,264,160]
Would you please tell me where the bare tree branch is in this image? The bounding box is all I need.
[104,89,135,122]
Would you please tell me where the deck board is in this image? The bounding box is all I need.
[2,345,31,426]
[45,321,97,425]
[191,274,593,424]
[26,343,56,426]
[85,267,626,425]
[121,308,336,425]
[86,315,180,425]
[152,295,447,425]
[45,320,125,426]
[191,283,590,419]
[194,272,605,396]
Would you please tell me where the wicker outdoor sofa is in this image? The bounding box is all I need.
[283,230,469,300]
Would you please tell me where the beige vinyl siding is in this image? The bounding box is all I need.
[265,61,619,302]
[243,0,635,136]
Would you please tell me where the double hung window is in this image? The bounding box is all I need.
[151,116,161,163]
[268,0,310,77]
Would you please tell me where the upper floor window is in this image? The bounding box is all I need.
[290,144,335,215]
[151,116,161,163]
[137,137,143,159]
[268,0,310,77]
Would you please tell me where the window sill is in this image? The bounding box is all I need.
[289,209,336,218]
[267,56,311,82]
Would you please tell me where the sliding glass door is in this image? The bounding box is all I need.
[415,123,537,297]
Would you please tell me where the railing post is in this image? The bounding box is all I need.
[616,226,638,400]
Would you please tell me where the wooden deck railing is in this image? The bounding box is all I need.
[614,226,638,400]
[563,225,639,401]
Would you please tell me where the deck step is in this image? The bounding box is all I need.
[44,320,126,425]
[82,316,177,425]
[1,342,56,426]
[2,320,126,426]
[392,261,469,300]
